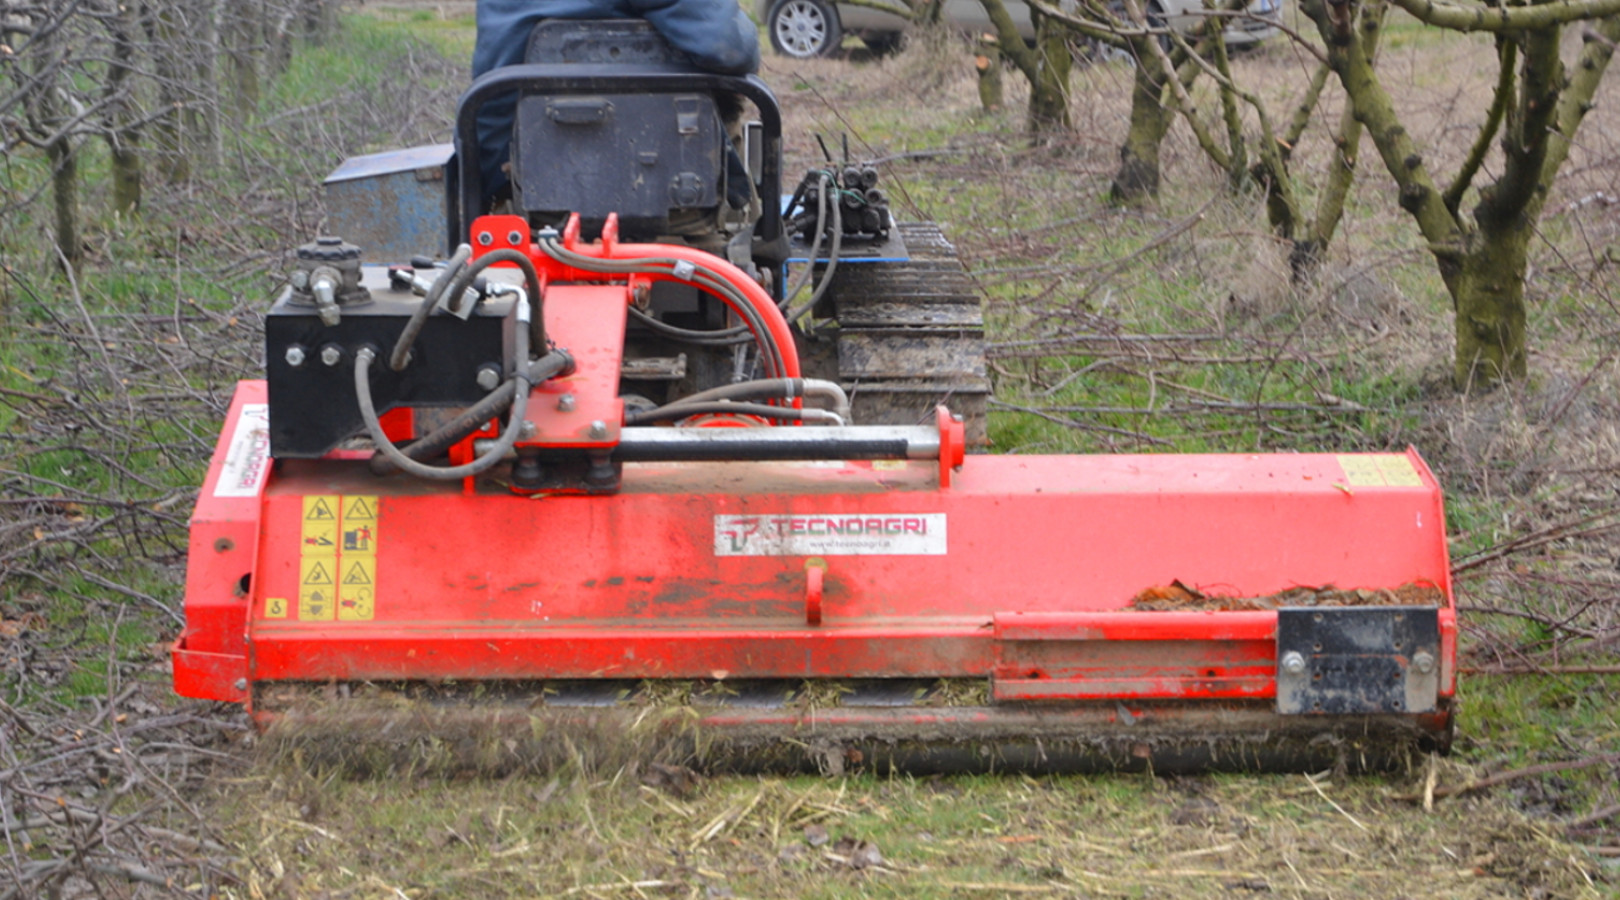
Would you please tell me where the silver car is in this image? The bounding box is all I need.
[761,0,1282,59]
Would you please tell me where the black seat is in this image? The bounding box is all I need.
[510,20,727,240]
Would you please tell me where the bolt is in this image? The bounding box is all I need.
[320,344,343,367]
[289,269,309,289]
[588,420,608,440]
[476,365,502,391]
[1412,651,1436,675]
[233,678,248,692]
[518,420,538,439]
[558,393,577,412]
[1280,651,1307,676]
[477,231,494,246]
[284,345,307,367]
[507,230,523,246]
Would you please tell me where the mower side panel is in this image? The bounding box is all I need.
[172,382,268,702]
[227,441,1453,704]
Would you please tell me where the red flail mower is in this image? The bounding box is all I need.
[172,21,1454,774]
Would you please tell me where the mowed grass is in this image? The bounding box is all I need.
[219,765,1606,898]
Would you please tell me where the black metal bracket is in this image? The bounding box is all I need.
[1276,606,1440,715]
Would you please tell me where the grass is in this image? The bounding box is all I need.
[218,766,1610,897]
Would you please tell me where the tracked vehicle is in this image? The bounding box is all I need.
[172,21,1455,773]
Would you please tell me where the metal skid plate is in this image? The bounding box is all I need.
[1276,607,1440,715]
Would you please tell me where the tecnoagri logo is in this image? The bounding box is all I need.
[714,514,947,557]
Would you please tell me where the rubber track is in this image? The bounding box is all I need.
[828,222,990,446]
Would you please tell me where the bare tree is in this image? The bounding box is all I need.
[1,0,340,265]
[978,0,1074,133]
[1302,0,1620,386]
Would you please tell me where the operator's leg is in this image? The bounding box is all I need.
[471,2,544,206]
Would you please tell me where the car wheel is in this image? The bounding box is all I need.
[767,0,843,59]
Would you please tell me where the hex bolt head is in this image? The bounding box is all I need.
[284,345,307,367]
[477,231,494,246]
[320,344,344,367]
[1281,651,1307,676]
[476,365,502,391]
[234,678,248,692]
[588,420,608,440]
[289,269,309,289]
[518,420,538,439]
[507,230,523,246]
[558,393,577,412]
[1412,651,1436,674]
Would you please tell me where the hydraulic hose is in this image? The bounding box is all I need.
[625,402,842,426]
[783,175,842,326]
[366,348,574,476]
[390,246,547,372]
[357,299,533,481]
[645,377,849,421]
[536,234,797,380]
[391,244,471,372]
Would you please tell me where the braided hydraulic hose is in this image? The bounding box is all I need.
[357,296,534,481]
[535,234,793,380]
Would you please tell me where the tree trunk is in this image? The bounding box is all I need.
[190,0,221,169]
[106,1,143,216]
[147,2,192,184]
[1110,42,1171,203]
[110,143,142,217]
[1026,16,1071,133]
[269,4,297,77]
[975,36,1003,112]
[1446,228,1529,387]
[47,139,82,267]
[301,0,333,45]
[976,0,1069,137]
[225,0,264,118]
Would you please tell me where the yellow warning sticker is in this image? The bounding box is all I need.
[1337,454,1423,488]
[342,496,378,522]
[303,495,338,522]
[1376,454,1424,487]
[339,585,375,621]
[299,586,335,621]
[1337,456,1383,487]
[301,519,337,551]
[300,557,335,588]
[340,519,378,555]
[288,494,382,623]
[341,558,374,587]
[337,557,375,620]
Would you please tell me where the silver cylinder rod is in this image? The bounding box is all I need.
[614,425,940,462]
[474,425,941,463]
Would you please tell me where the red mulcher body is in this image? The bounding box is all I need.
[174,211,1456,773]
[172,22,1455,773]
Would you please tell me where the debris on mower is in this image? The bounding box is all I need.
[1131,581,1447,611]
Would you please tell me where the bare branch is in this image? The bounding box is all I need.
[1390,0,1620,32]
